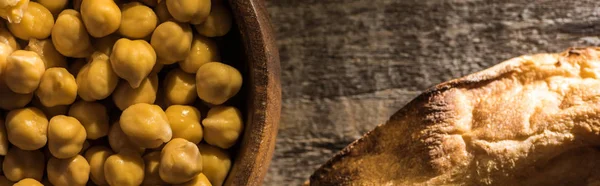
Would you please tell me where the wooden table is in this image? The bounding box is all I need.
[264,0,600,184]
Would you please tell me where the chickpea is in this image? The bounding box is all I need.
[165,0,210,24]
[25,39,67,69]
[47,115,87,159]
[36,0,68,15]
[13,178,42,186]
[68,101,109,140]
[0,27,19,50]
[159,138,203,184]
[113,74,158,111]
[104,149,145,186]
[119,2,157,39]
[165,69,197,105]
[80,0,121,38]
[6,107,48,150]
[175,173,212,186]
[46,155,90,186]
[3,147,45,181]
[4,50,45,94]
[0,118,7,155]
[202,106,242,149]
[0,42,12,77]
[0,175,13,186]
[32,97,69,118]
[92,34,120,56]
[0,0,28,23]
[110,38,156,88]
[198,143,231,186]
[0,81,33,110]
[142,151,166,185]
[166,105,203,144]
[151,21,193,64]
[179,35,220,73]
[7,2,53,40]
[195,3,232,37]
[195,62,242,105]
[35,68,77,107]
[154,0,172,23]
[120,103,172,148]
[108,122,145,154]
[84,146,113,185]
[76,52,119,101]
[52,9,93,58]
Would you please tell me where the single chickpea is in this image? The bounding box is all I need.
[120,103,172,148]
[4,50,45,94]
[103,149,145,186]
[76,52,119,101]
[13,178,43,186]
[47,115,87,159]
[0,0,28,23]
[175,173,212,186]
[195,3,232,37]
[35,68,78,107]
[165,0,210,24]
[51,9,93,58]
[154,0,172,23]
[7,2,53,40]
[68,100,109,140]
[80,0,121,37]
[198,143,231,186]
[0,42,13,77]
[195,62,242,105]
[25,39,67,69]
[151,21,193,64]
[92,34,121,56]
[179,35,220,74]
[165,69,197,105]
[0,175,13,185]
[3,147,45,181]
[36,0,68,15]
[202,106,243,149]
[112,74,158,111]
[46,155,90,186]
[32,97,69,118]
[119,2,158,39]
[159,138,203,184]
[166,105,203,144]
[0,27,20,50]
[84,146,113,185]
[110,38,156,88]
[0,118,7,155]
[142,151,166,185]
[0,81,33,110]
[6,107,48,150]
[108,122,145,154]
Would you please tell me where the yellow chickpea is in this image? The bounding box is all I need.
[198,143,231,186]
[154,0,172,23]
[175,173,212,186]
[104,149,145,186]
[166,105,203,144]
[151,21,193,64]
[142,151,166,185]
[0,0,28,23]
[179,35,220,74]
[4,50,45,94]
[0,175,13,186]
[35,68,77,107]
[0,119,7,155]
[165,69,197,105]
[195,3,232,37]
[160,138,203,184]
[25,39,67,69]
[0,27,19,50]
[80,0,121,38]
[68,100,109,140]
[3,147,45,181]
[202,106,243,149]
[84,146,113,185]
[6,107,48,150]
[52,9,93,58]
[120,103,172,148]
[76,52,119,101]
[195,62,242,105]
[13,178,42,186]
[0,81,32,110]
[36,0,68,15]
[47,115,87,159]
[92,34,120,56]
[110,38,156,88]
[119,2,158,39]
[165,0,210,24]
[0,42,12,77]
[46,155,90,186]
[113,74,158,110]
[7,2,53,40]
[31,97,69,118]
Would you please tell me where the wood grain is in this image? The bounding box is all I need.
[265,0,600,185]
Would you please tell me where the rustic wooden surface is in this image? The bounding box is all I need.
[263,0,600,185]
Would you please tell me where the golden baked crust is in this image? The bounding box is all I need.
[310,48,600,186]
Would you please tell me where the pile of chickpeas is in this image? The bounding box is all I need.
[0,0,242,185]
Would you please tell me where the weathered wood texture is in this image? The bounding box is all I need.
[264,0,600,185]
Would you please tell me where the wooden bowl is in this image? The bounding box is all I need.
[223,0,281,185]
